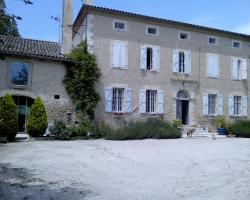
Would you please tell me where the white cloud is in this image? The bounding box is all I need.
[233,22,250,35]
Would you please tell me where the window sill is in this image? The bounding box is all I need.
[141,69,159,73]
[112,66,128,70]
[207,76,220,79]
[10,84,30,90]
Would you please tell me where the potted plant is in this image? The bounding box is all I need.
[215,117,227,135]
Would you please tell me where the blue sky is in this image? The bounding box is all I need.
[5,0,250,42]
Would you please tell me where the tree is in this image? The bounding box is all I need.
[27,97,48,137]
[0,0,20,36]
[64,41,101,118]
[0,94,18,141]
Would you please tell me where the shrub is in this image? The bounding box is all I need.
[228,120,250,138]
[0,94,18,141]
[173,120,182,128]
[26,97,48,137]
[49,120,72,140]
[104,118,181,140]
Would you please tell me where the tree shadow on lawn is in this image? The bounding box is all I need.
[0,163,91,200]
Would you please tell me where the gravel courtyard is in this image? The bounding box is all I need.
[0,138,250,200]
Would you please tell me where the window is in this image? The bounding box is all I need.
[173,49,191,74]
[179,51,185,73]
[179,32,189,40]
[232,57,247,80]
[11,62,29,86]
[146,26,158,35]
[54,95,60,100]
[232,41,241,49]
[208,94,217,115]
[112,88,125,112]
[234,96,242,116]
[140,45,160,71]
[112,41,128,68]
[113,20,127,31]
[208,36,218,45]
[146,90,157,113]
[207,54,219,77]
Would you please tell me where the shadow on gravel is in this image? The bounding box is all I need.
[0,163,91,200]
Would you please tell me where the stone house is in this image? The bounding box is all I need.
[68,1,250,127]
[0,35,75,133]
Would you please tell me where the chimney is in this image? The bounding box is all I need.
[83,0,93,5]
[61,0,73,54]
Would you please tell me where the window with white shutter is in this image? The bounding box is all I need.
[234,96,242,116]
[125,89,133,113]
[112,41,128,68]
[228,95,234,116]
[140,46,147,70]
[184,51,191,74]
[141,45,160,71]
[207,54,219,77]
[152,47,160,71]
[242,59,247,80]
[232,57,247,80]
[218,95,224,116]
[173,49,179,73]
[173,49,191,74]
[242,96,248,117]
[203,93,209,116]
[139,89,146,113]
[208,94,217,115]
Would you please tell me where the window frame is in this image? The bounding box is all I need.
[233,96,242,116]
[146,90,158,114]
[112,87,125,113]
[232,40,241,49]
[179,31,190,41]
[113,19,127,31]
[8,60,32,89]
[208,94,217,116]
[146,25,159,36]
[178,51,185,73]
[208,36,218,45]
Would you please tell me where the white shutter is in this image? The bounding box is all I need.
[120,42,128,68]
[125,89,133,113]
[184,51,191,74]
[112,42,121,68]
[203,93,209,115]
[139,89,146,113]
[242,96,248,116]
[232,58,238,80]
[140,46,147,70]
[173,49,179,73]
[229,95,234,116]
[242,59,247,80]
[105,87,113,112]
[207,54,219,77]
[157,90,164,114]
[152,47,160,71]
[218,95,224,116]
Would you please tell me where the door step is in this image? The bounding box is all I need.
[15,133,30,142]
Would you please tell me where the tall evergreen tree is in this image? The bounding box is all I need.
[0,0,20,37]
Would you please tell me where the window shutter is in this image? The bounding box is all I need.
[218,95,224,116]
[242,96,248,116]
[157,90,164,114]
[152,47,160,71]
[120,42,128,68]
[173,49,179,73]
[232,58,238,80]
[242,59,247,80]
[112,42,121,68]
[140,46,147,70]
[184,51,191,74]
[125,89,133,113]
[207,54,219,77]
[105,87,113,112]
[203,93,208,115]
[139,89,146,113]
[229,95,234,116]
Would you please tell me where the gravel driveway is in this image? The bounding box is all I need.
[0,138,250,200]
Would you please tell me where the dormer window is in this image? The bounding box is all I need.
[146,25,159,35]
[113,20,127,31]
[208,36,218,45]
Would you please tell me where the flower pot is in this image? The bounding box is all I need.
[217,128,226,135]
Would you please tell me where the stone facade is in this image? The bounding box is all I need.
[0,56,75,124]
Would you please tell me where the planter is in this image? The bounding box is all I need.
[217,128,226,135]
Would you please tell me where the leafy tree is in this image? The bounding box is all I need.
[0,94,18,141]
[0,0,20,37]
[27,97,48,137]
[64,41,101,118]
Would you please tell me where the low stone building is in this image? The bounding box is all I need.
[0,35,75,133]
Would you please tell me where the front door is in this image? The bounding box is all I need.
[176,100,189,125]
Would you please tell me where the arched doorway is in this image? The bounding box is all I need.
[176,90,190,125]
[12,96,34,133]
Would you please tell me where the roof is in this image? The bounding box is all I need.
[74,5,250,41]
[0,35,69,61]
